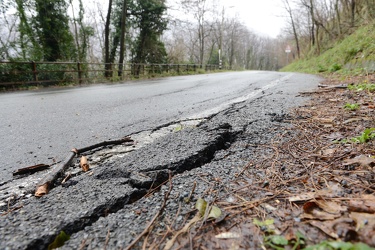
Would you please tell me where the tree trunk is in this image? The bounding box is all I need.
[104,0,113,78]
[309,0,315,47]
[284,0,300,59]
[118,0,127,77]
[335,0,342,35]
[350,0,355,27]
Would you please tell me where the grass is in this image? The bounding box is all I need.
[281,22,375,75]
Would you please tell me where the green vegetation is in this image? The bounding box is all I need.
[344,103,360,111]
[282,22,375,75]
[48,231,70,250]
[336,128,375,144]
[348,83,375,92]
[264,232,306,250]
[304,241,373,250]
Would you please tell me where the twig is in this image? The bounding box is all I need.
[34,137,134,197]
[125,172,173,250]
[104,229,110,250]
[13,164,50,176]
[76,137,134,154]
[163,214,201,250]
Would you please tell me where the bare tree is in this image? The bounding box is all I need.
[282,0,301,58]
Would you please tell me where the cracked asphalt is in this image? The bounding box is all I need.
[0,72,322,249]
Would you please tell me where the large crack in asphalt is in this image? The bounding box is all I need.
[0,115,239,250]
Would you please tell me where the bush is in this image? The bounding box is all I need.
[329,63,342,72]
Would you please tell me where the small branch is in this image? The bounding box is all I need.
[318,84,347,89]
[76,137,133,154]
[35,151,76,197]
[125,172,173,250]
[35,137,134,197]
[13,164,50,176]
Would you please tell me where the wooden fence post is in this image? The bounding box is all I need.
[77,62,83,85]
[31,61,38,82]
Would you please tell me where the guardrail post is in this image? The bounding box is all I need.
[31,61,38,82]
[77,62,83,85]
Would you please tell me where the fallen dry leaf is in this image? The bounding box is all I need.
[313,117,336,124]
[80,156,90,172]
[350,212,375,246]
[343,118,363,125]
[289,184,345,202]
[35,183,49,197]
[321,148,336,156]
[348,195,375,213]
[309,220,339,239]
[302,201,341,220]
[315,200,347,214]
[344,155,375,169]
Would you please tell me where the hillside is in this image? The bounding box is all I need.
[282,21,375,75]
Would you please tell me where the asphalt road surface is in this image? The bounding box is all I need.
[0,71,313,183]
[0,71,323,249]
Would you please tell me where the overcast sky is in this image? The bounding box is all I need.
[221,0,286,38]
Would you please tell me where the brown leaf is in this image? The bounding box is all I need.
[321,148,336,156]
[35,183,49,197]
[289,184,345,202]
[309,220,339,239]
[289,192,316,202]
[315,200,347,214]
[350,212,375,245]
[344,155,375,169]
[324,132,344,141]
[313,117,336,124]
[348,195,375,213]
[302,201,341,220]
[80,156,90,172]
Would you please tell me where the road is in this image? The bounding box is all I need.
[0,71,323,249]
[0,71,306,183]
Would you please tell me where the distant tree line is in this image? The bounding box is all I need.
[0,0,287,76]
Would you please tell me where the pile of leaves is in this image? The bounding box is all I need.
[146,74,375,249]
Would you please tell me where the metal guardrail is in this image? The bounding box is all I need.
[0,61,222,88]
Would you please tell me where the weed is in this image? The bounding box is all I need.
[264,231,306,250]
[318,64,327,72]
[348,83,375,92]
[329,63,342,72]
[304,241,373,250]
[336,128,375,144]
[344,103,360,111]
[173,124,183,132]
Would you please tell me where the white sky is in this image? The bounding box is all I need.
[90,0,286,38]
[221,0,286,38]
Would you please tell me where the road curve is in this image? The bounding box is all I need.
[1,71,315,183]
